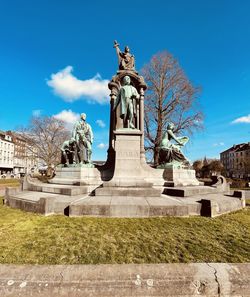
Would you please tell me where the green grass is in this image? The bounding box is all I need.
[0,178,20,187]
[0,198,249,264]
[230,184,250,190]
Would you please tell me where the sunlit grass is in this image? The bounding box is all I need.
[0,198,249,264]
[0,178,20,187]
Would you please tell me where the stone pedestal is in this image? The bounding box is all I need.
[106,130,148,186]
[49,166,102,186]
[96,129,161,197]
[162,164,200,186]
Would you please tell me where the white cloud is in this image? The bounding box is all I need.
[97,143,108,149]
[212,142,225,147]
[232,114,250,124]
[32,109,42,117]
[47,66,109,104]
[96,119,106,128]
[53,109,79,129]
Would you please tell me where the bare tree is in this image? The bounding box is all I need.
[208,160,224,175]
[20,116,70,171]
[193,159,224,178]
[141,51,203,165]
[192,160,203,177]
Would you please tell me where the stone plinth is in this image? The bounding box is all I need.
[111,129,144,185]
[163,164,200,186]
[103,129,153,187]
[49,166,102,186]
[97,129,161,197]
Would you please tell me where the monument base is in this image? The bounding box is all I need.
[49,166,102,186]
[4,174,246,218]
[96,130,161,197]
[162,164,200,186]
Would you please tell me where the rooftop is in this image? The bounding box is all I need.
[221,142,250,154]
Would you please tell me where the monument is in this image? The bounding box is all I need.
[4,41,245,218]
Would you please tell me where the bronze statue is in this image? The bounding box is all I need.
[114,40,135,71]
[159,123,189,166]
[113,76,139,129]
[61,138,76,166]
[72,113,93,164]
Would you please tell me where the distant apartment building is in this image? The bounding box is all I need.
[220,142,250,179]
[0,131,14,174]
[6,131,39,175]
[7,131,26,174]
[0,130,39,176]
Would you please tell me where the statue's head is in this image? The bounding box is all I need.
[69,137,75,144]
[123,75,131,85]
[167,122,175,130]
[125,46,130,53]
[80,113,86,121]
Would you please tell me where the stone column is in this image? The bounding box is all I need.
[139,87,146,162]
[106,87,117,168]
[108,89,116,150]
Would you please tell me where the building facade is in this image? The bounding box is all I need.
[0,131,14,175]
[7,131,27,175]
[7,131,39,175]
[0,130,39,177]
[220,142,250,179]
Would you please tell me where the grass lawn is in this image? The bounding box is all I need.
[0,178,20,187]
[0,198,249,265]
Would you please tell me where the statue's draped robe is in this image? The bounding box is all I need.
[119,52,135,70]
[159,133,189,165]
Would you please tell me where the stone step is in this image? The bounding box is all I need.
[163,181,204,188]
[69,195,199,217]
[95,186,162,197]
[163,186,218,197]
[102,180,153,188]
[49,178,102,186]
[163,181,175,187]
[28,184,89,196]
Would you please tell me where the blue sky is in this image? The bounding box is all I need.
[0,0,250,161]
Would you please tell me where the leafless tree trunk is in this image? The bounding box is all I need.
[141,51,203,165]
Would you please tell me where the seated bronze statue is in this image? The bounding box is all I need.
[61,138,76,166]
[158,123,189,167]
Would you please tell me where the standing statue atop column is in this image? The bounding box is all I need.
[113,76,140,129]
[114,40,135,71]
[72,113,93,164]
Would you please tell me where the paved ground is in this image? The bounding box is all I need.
[0,263,249,296]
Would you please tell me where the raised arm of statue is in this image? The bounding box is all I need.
[114,40,122,65]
